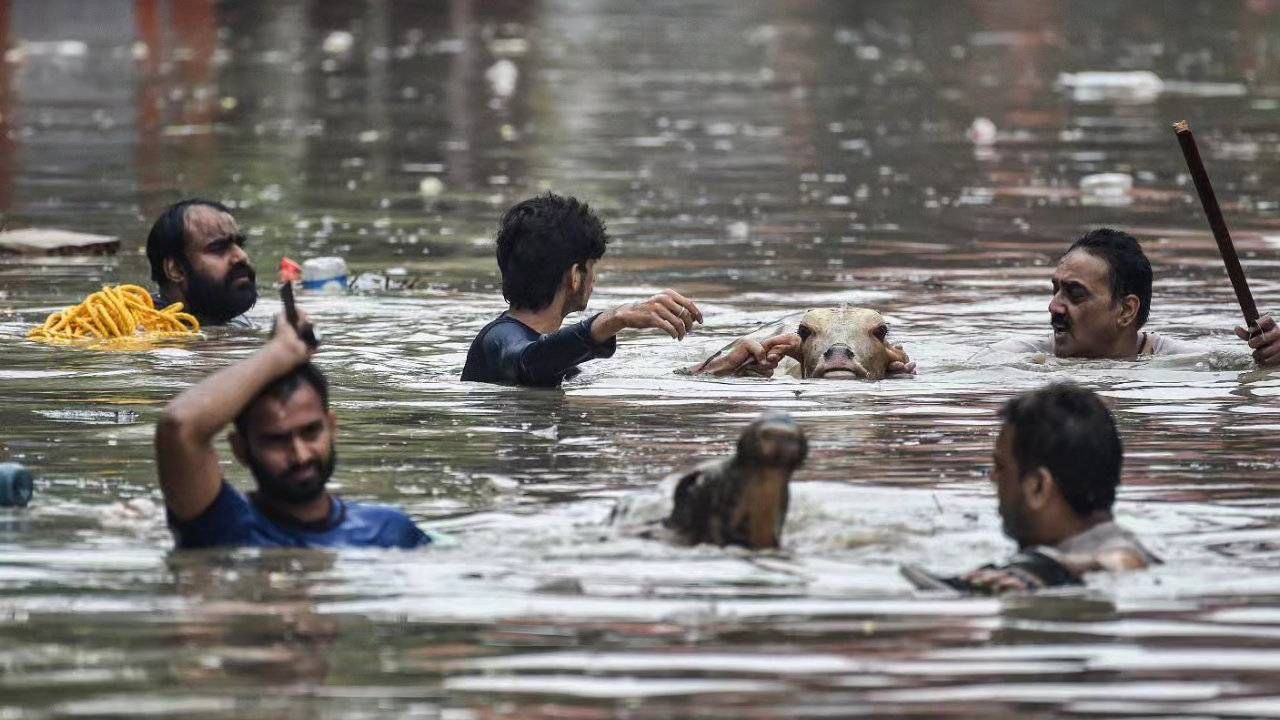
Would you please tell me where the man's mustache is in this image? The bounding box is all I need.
[1051,313,1070,331]
[228,264,256,286]
[282,461,321,482]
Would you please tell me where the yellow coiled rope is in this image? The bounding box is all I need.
[28,284,201,347]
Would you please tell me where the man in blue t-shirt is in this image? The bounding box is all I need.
[155,309,430,550]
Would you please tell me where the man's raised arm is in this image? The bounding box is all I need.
[155,312,314,521]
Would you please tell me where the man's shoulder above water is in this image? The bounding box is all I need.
[168,481,430,550]
[1052,519,1160,571]
[460,311,613,386]
[991,332,1203,357]
[460,313,537,383]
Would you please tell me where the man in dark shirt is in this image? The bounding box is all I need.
[462,193,709,387]
[156,310,430,550]
[145,198,258,328]
[965,382,1157,592]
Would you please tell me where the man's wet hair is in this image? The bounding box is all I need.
[233,363,330,437]
[999,382,1122,517]
[495,193,609,310]
[146,198,234,286]
[1065,228,1153,328]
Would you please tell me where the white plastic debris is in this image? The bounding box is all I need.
[301,256,349,292]
[485,59,518,97]
[418,176,445,198]
[1080,172,1133,206]
[967,117,997,146]
[322,31,355,55]
[1056,71,1163,103]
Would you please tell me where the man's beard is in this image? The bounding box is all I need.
[1000,501,1034,549]
[569,277,591,313]
[183,260,258,324]
[245,445,337,506]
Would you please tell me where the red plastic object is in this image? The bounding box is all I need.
[279,257,302,283]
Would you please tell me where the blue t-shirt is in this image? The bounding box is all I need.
[460,312,617,387]
[168,481,431,550]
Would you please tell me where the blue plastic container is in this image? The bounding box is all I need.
[0,462,33,507]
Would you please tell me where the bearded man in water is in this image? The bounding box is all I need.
[145,198,258,328]
[155,310,431,549]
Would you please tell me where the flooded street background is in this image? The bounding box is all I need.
[2,0,1280,717]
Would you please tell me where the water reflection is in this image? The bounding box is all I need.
[2,0,1280,717]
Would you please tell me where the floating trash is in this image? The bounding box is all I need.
[322,31,355,55]
[1080,172,1134,206]
[419,176,445,198]
[1056,71,1163,103]
[35,409,139,424]
[301,257,349,293]
[486,59,518,97]
[0,228,118,256]
[967,117,997,146]
[351,269,417,293]
[0,463,33,508]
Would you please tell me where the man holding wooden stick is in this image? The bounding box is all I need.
[993,228,1280,365]
[1175,119,1280,367]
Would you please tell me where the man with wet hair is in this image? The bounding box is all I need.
[145,198,258,327]
[156,310,430,549]
[995,227,1280,363]
[964,382,1158,593]
[461,192,710,386]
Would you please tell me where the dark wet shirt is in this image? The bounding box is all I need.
[460,312,617,387]
[168,481,431,550]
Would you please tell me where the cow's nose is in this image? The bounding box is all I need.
[823,343,854,361]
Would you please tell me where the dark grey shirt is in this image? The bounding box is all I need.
[460,312,617,387]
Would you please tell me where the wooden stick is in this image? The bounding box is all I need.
[1173,120,1260,329]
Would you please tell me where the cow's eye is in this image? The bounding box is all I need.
[872,324,888,341]
[797,324,813,341]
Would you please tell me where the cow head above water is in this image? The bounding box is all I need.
[796,307,907,380]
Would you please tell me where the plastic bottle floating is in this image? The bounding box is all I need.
[27,284,201,348]
[0,463,33,508]
[301,257,349,293]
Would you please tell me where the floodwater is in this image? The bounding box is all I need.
[2,0,1280,717]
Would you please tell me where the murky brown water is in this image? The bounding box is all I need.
[3,0,1280,717]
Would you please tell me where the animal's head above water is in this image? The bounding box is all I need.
[796,307,907,380]
[663,412,808,551]
[735,413,808,471]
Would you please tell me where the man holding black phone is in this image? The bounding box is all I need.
[154,307,429,550]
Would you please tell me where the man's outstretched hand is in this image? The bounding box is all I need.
[1236,314,1280,366]
[888,345,917,377]
[591,289,704,342]
[697,332,801,377]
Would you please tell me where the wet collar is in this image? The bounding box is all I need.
[249,493,345,534]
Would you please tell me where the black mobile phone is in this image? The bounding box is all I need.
[280,282,319,348]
